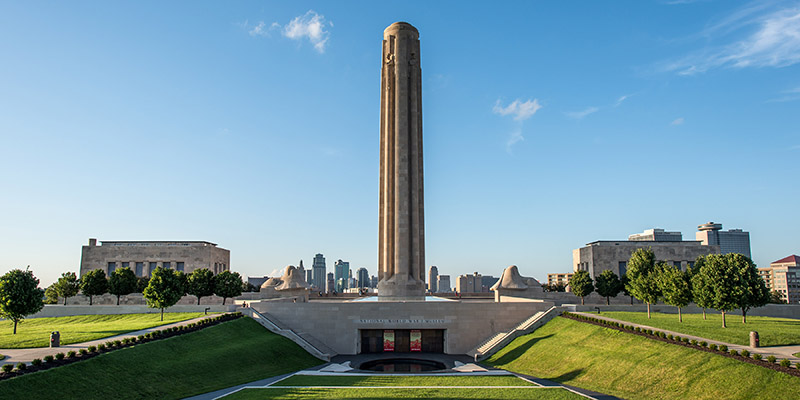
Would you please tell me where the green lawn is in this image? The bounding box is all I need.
[0,318,322,399]
[486,317,800,400]
[274,375,534,387]
[0,313,205,348]
[599,311,800,346]
[225,387,581,399]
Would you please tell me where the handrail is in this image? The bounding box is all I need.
[246,308,331,361]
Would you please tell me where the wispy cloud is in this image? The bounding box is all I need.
[248,21,270,37]
[671,117,685,125]
[614,94,631,107]
[280,10,332,53]
[664,5,800,75]
[767,86,800,102]
[493,99,542,121]
[564,106,599,120]
[506,129,524,153]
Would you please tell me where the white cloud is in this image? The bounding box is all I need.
[249,21,269,37]
[493,99,542,121]
[665,6,800,74]
[564,106,599,120]
[671,117,685,125]
[614,95,631,107]
[505,130,524,153]
[279,10,331,53]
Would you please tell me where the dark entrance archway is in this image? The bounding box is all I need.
[360,329,444,353]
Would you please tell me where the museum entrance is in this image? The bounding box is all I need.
[360,329,444,353]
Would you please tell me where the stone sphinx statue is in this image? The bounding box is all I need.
[490,265,543,302]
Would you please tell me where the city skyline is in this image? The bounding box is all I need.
[2,1,799,286]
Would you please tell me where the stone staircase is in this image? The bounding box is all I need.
[245,308,335,361]
[468,306,560,361]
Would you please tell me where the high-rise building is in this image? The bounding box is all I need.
[437,275,451,293]
[456,272,482,293]
[428,266,439,293]
[370,275,378,289]
[306,269,313,285]
[759,255,800,304]
[312,253,326,290]
[356,268,370,289]
[334,259,350,292]
[696,222,751,259]
[326,272,335,293]
[628,228,682,242]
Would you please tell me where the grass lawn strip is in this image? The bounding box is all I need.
[0,318,322,399]
[486,317,800,400]
[273,374,534,387]
[224,387,583,399]
[0,313,205,348]
[600,311,800,347]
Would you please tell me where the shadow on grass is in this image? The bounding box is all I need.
[549,368,585,383]
[486,334,554,366]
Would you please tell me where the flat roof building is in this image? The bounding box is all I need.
[759,255,800,304]
[573,240,719,279]
[628,228,682,242]
[547,273,573,287]
[79,238,230,278]
[696,222,751,259]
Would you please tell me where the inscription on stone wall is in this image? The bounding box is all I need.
[357,319,448,324]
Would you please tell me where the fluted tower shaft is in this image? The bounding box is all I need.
[378,22,425,300]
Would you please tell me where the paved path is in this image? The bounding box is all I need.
[573,312,800,363]
[0,314,219,365]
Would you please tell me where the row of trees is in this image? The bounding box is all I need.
[1,266,246,333]
[46,268,244,306]
[569,249,771,327]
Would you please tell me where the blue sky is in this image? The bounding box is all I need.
[1,1,798,286]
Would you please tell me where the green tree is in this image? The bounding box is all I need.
[625,248,661,318]
[657,263,692,322]
[80,269,108,305]
[44,284,59,304]
[594,270,623,305]
[108,267,138,305]
[700,254,741,328]
[568,270,594,305]
[187,268,215,305]
[690,257,714,320]
[620,273,635,305]
[176,271,188,295]
[733,254,770,324]
[769,290,785,304]
[52,272,81,305]
[136,277,150,293]
[143,267,184,321]
[0,268,45,334]
[213,271,243,305]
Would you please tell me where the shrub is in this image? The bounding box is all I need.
[98,344,106,351]
[682,337,690,344]
[741,350,750,357]
[55,353,65,360]
[88,345,96,352]
[67,350,76,358]
[674,336,682,342]
[709,344,718,351]
[690,339,698,346]
[719,345,728,352]
[730,349,739,356]
[114,340,122,346]
[79,349,88,355]
[105,341,114,348]
[137,335,144,341]
[15,362,27,371]
[44,355,54,363]
[767,355,777,364]
[780,359,792,368]
[667,334,673,340]
[753,353,762,360]
[700,341,708,347]
[1,364,13,373]
[31,358,42,367]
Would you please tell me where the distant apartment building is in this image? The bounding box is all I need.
[456,272,483,293]
[759,255,800,304]
[79,238,230,278]
[428,266,439,293]
[573,240,719,279]
[628,228,682,242]
[696,222,751,259]
[437,275,451,293]
[312,253,326,290]
[547,273,573,287]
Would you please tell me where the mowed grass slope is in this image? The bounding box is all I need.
[486,317,800,400]
[224,387,583,399]
[600,311,800,347]
[0,313,204,348]
[274,375,535,386]
[0,318,322,400]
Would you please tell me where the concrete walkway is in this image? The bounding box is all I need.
[573,312,800,363]
[0,314,220,365]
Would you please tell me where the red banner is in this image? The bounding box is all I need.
[410,330,421,352]
[383,330,395,352]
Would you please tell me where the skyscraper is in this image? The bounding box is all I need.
[312,253,326,290]
[428,266,439,293]
[326,272,335,294]
[334,259,350,292]
[696,222,751,259]
[357,267,370,289]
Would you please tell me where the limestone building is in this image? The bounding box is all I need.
[696,222,751,259]
[759,255,800,304]
[79,238,230,278]
[456,272,483,293]
[628,228,682,242]
[573,240,719,279]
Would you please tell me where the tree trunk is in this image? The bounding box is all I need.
[722,311,727,328]
[702,308,706,320]
[161,308,164,321]
[678,307,682,323]
[197,296,201,305]
[13,320,17,334]
[223,297,227,305]
[580,296,584,305]
[647,302,651,318]
[116,295,120,306]
[742,308,747,324]
[64,296,67,306]
[630,295,633,305]
[606,296,610,306]
[89,295,93,306]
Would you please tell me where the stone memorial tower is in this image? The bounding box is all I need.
[378,22,425,300]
